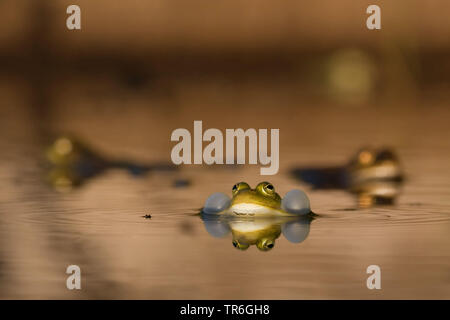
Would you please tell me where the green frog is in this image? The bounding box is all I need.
[291,147,404,208]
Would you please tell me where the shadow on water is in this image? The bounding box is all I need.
[44,136,176,192]
[290,147,405,208]
[200,214,315,251]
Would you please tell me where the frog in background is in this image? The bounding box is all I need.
[291,147,404,207]
[200,182,314,251]
[45,136,174,192]
[202,182,313,217]
[201,214,313,251]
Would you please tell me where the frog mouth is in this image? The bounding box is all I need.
[231,203,274,216]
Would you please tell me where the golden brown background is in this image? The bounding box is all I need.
[0,1,449,299]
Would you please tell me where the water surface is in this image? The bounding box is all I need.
[0,84,449,299]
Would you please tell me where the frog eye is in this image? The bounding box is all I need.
[232,240,249,250]
[232,182,250,195]
[263,183,275,194]
[257,239,275,251]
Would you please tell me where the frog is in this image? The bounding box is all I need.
[202,182,312,217]
[347,148,403,186]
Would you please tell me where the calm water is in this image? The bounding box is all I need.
[0,80,449,299]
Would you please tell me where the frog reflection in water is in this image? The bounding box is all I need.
[201,182,314,251]
[291,147,404,208]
